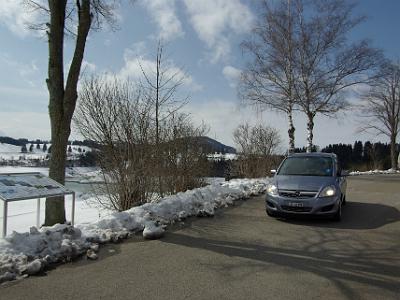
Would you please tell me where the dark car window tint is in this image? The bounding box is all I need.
[278,156,333,177]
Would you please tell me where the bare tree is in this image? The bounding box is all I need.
[359,62,400,170]
[292,0,381,152]
[139,41,189,197]
[25,0,119,225]
[240,0,297,153]
[233,123,281,178]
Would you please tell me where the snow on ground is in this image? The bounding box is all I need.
[0,142,92,161]
[0,177,269,283]
[350,169,400,175]
[207,153,237,161]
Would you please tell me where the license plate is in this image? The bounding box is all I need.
[288,202,303,207]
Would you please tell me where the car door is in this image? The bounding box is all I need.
[336,159,347,198]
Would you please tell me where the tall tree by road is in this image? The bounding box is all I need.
[240,0,297,153]
[360,62,400,170]
[27,0,117,225]
[292,0,381,152]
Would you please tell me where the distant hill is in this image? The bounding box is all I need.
[195,136,236,154]
[0,135,235,154]
[0,136,29,146]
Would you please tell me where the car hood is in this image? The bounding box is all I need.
[274,175,335,191]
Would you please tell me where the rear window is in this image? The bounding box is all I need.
[277,156,333,177]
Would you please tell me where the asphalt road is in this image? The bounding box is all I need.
[2,175,400,300]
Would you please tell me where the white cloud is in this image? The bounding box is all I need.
[141,0,184,41]
[81,60,97,73]
[0,52,42,87]
[112,44,202,91]
[222,65,241,88]
[183,0,254,63]
[0,111,50,139]
[0,0,44,37]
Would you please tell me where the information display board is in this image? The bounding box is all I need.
[0,172,72,201]
[0,172,75,237]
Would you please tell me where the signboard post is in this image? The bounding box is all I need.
[0,172,75,238]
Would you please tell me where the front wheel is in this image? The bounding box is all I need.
[332,201,342,222]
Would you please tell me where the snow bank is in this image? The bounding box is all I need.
[350,169,400,175]
[0,178,269,283]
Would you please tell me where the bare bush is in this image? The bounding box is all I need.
[75,73,209,211]
[232,123,281,178]
[75,77,154,211]
[161,114,210,194]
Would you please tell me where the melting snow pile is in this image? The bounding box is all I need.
[0,178,269,283]
[350,168,400,175]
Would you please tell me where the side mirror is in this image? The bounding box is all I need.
[270,169,277,176]
[340,170,349,177]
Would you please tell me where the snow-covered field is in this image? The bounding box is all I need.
[0,165,269,283]
[0,142,91,161]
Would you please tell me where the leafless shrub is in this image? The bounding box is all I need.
[75,73,209,210]
[232,123,281,178]
[75,76,154,210]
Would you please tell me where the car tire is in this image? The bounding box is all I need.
[332,201,342,222]
[266,209,275,217]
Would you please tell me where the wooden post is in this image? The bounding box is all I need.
[71,193,75,226]
[2,201,8,238]
[36,198,41,228]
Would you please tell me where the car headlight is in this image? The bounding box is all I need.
[319,185,336,197]
[267,184,278,196]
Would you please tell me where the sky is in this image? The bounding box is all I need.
[0,0,399,150]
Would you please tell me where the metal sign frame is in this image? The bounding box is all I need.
[0,172,75,238]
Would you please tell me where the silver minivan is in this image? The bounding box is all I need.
[266,152,347,221]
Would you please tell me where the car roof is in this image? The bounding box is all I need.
[287,152,337,159]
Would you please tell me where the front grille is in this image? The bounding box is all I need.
[281,206,312,213]
[279,189,317,199]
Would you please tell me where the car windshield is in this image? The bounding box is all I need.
[277,156,333,177]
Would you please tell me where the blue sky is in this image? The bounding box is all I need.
[0,0,399,150]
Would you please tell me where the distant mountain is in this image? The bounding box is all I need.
[195,136,236,154]
[0,135,236,154]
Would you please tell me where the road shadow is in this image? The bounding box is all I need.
[162,232,400,299]
[276,201,400,230]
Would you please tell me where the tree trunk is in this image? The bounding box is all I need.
[287,109,295,153]
[44,0,91,226]
[390,134,397,170]
[46,129,69,225]
[44,0,67,226]
[306,113,314,153]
